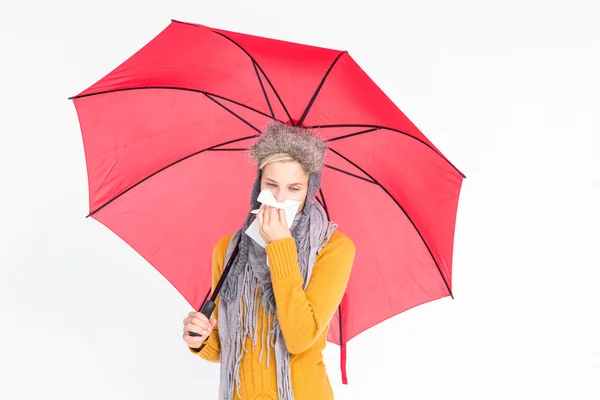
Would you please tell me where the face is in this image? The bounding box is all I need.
[260,160,309,214]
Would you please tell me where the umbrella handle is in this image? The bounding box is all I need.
[188,300,216,337]
[187,233,242,338]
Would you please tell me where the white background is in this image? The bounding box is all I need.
[1,0,599,399]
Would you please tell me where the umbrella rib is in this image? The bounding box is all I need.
[207,29,294,123]
[253,61,275,119]
[86,135,258,217]
[319,188,330,220]
[327,147,454,299]
[325,127,380,142]
[297,51,348,127]
[69,86,277,121]
[315,193,324,208]
[204,93,261,133]
[208,148,248,152]
[324,164,377,184]
[309,124,466,178]
[338,303,343,346]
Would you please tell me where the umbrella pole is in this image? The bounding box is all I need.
[339,303,348,384]
[189,234,242,336]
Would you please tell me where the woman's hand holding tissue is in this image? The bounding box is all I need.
[256,205,292,245]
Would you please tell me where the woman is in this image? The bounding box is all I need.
[182,122,356,400]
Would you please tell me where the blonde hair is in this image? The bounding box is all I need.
[258,153,297,170]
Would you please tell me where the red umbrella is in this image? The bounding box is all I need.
[71,19,465,384]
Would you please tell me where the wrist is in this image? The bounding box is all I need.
[266,233,292,245]
[189,340,207,352]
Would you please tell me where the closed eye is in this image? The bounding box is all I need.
[267,182,300,192]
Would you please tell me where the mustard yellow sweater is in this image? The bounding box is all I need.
[189,230,355,399]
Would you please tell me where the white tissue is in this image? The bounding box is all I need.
[245,189,301,247]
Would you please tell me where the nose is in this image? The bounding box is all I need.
[274,191,285,203]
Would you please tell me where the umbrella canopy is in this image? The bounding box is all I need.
[71,19,465,383]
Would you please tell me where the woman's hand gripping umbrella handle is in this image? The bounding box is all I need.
[188,301,216,336]
[188,234,242,337]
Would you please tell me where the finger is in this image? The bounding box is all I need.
[183,333,205,344]
[184,323,202,335]
[185,323,209,337]
[257,206,264,226]
[209,318,217,327]
[258,205,267,225]
[188,311,197,319]
[183,316,200,327]
[264,206,271,226]
[190,318,212,331]
[278,208,286,224]
[269,206,278,222]
[188,311,204,319]
[187,319,211,331]
[274,206,283,224]
[183,320,195,330]
[191,317,211,327]
[192,313,210,323]
[183,322,212,335]
[187,311,209,323]
[272,206,280,223]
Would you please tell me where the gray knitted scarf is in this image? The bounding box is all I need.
[218,171,337,400]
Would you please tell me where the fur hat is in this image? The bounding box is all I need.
[247,122,328,206]
[249,122,327,175]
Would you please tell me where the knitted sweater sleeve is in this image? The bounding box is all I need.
[188,234,232,362]
[266,231,355,354]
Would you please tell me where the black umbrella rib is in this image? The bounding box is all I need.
[204,94,261,133]
[324,164,377,184]
[319,188,344,353]
[297,51,347,127]
[319,188,330,220]
[207,29,293,123]
[308,124,465,179]
[69,86,276,121]
[338,303,344,352]
[319,188,345,352]
[86,135,258,217]
[327,146,454,299]
[253,61,275,119]
[207,148,248,152]
[326,127,380,142]
[315,193,324,208]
